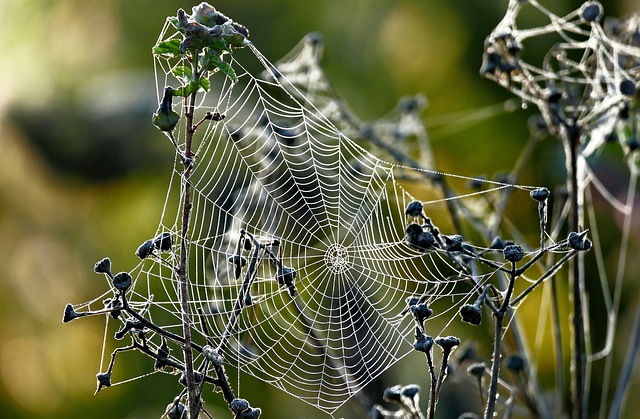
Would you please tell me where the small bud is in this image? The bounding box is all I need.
[530,187,550,202]
[93,257,112,276]
[383,385,402,404]
[164,400,186,419]
[62,304,79,323]
[411,303,433,325]
[179,370,203,387]
[95,372,111,394]
[135,240,155,259]
[620,79,636,96]
[467,362,486,378]
[459,304,482,325]
[222,22,248,47]
[435,335,461,353]
[152,87,180,132]
[153,232,173,252]
[103,298,122,319]
[406,296,421,308]
[228,254,247,280]
[404,201,423,217]
[155,338,171,370]
[276,265,296,296]
[503,244,524,263]
[568,231,591,250]
[231,398,250,413]
[505,354,526,371]
[413,332,434,353]
[444,234,464,252]
[489,236,506,250]
[579,1,603,23]
[401,384,420,398]
[203,345,225,366]
[112,272,132,292]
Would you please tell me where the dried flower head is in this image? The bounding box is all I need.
[503,244,524,263]
[435,335,461,353]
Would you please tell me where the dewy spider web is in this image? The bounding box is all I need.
[79,13,561,417]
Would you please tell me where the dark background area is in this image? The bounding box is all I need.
[0,0,636,417]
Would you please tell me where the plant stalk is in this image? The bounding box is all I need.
[484,262,517,419]
[562,125,585,419]
[178,58,200,419]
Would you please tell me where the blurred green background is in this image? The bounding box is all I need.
[0,0,637,418]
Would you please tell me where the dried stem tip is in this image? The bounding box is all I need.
[112,272,132,292]
[383,385,403,404]
[460,304,482,325]
[505,354,526,372]
[405,200,423,217]
[95,372,111,394]
[411,302,433,325]
[413,332,434,353]
[435,335,461,353]
[164,400,186,419]
[467,362,487,378]
[231,398,250,413]
[503,244,524,263]
[529,187,549,202]
[568,231,592,251]
[202,345,225,366]
[153,232,173,252]
[580,1,603,23]
[62,304,79,323]
[135,240,155,259]
[93,257,112,276]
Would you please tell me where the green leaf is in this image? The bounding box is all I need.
[199,77,211,92]
[174,81,203,97]
[204,53,237,82]
[168,16,182,32]
[153,39,182,57]
[172,65,192,79]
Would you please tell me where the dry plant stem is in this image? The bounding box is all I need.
[607,298,640,419]
[178,57,200,419]
[484,261,517,419]
[425,351,437,419]
[562,126,586,419]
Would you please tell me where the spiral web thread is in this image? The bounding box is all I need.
[71,12,594,417]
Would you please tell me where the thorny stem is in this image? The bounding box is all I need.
[484,261,517,419]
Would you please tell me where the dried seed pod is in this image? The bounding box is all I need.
[503,244,524,263]
[112,272,132,292]
[136,240,155,259]
[94,257,112,276]
[460,304,482,325]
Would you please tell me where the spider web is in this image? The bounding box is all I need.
[131,21,546,415]
[67,8,606,417]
